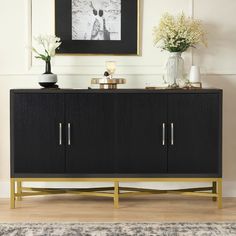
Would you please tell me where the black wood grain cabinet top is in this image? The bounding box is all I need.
[10,89,222,178]
[11,88,222,94]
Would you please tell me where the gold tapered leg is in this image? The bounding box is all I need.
[114,181,119,209]
[10,179,15,209]
[17,181,22,201]
[217,179,222,209]
[212,181,217,202]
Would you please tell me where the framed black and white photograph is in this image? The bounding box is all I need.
[55,0,140,55]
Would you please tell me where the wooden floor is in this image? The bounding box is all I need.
[0,195,236,222]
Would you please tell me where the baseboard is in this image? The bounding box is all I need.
[0,180,235,198]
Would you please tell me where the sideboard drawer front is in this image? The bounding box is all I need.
[11,93,65,174]
[167,93,222,175]
[65,93,115,174]
[115,93,168,174]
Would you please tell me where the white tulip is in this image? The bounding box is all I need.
[31,34,62,61]
[49,42,61,57]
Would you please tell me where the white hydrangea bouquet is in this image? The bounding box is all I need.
[32,35,61,88]
[153,13,207,88]
[153,12,207,52]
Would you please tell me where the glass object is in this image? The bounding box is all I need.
[106,61,116,79]
[166,52,184,88]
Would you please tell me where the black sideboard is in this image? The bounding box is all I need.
[10,89,223,209]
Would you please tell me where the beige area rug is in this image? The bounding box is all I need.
[0,222,236,236]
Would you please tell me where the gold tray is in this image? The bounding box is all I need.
[91,78,126,89]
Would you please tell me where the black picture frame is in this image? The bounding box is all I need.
[55,0,140,55]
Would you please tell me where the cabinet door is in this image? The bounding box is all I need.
[65,94,115,173]
[12,93,65,174]
[115,94,168,174]
[168,94,221,175]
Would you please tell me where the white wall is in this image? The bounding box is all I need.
[0,0,236,197]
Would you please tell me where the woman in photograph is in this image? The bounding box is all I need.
[90,1,110,40]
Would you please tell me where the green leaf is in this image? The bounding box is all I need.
[35,56,46,61]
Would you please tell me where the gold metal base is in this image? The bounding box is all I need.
[91,78,126,89]
[184,82,202,89]
[10,178,223,209]
[100,84,118,89]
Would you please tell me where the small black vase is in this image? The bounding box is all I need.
[45,60,52,74]
[38,61,58,88]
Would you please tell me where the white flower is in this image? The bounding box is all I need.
[32,34,62,61]
[153,12,207,52]
[49,42,61,57]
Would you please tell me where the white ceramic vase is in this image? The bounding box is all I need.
[189,65,201,83]
[166,52,184,88]
[38,61,58,88]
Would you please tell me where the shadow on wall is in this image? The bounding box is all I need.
[203,75,236,182]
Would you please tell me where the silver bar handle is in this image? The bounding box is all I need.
[171,123,174,146]
[59,123,62,146]
[162,123,165,146]
[68,123,71,146]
